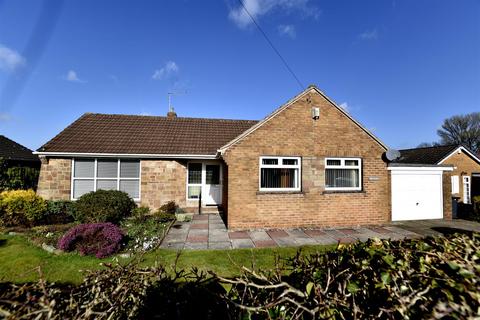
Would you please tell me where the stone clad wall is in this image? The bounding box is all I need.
[36,157,71,200]
[35,157,206,211]
[141,159,192,210]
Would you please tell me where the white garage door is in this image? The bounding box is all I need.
[391,169,444,221]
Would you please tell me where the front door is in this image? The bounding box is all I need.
[471,173,480,201]
[187,162,223,206]
[204,164,222,205]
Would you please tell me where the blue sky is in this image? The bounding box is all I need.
[0,0,479,150]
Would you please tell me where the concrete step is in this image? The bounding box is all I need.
[199,206,223,214]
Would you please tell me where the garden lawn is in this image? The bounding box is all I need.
[0,234,335,284]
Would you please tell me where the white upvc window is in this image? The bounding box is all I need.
[259,156,301,192]
[451,175,460,194]
[71,159,141,201]
[463,176,471,204]
[325,157,362,191]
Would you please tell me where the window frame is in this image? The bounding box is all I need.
[463,176,471,204]
[324,157,362,191]
[71,158,141,201]
[258,156,301,192]
[186,162,203,200]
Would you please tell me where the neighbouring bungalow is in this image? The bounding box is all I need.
[35,86,458,229]
[0,135,40,190]
[393,145,480,217]
[0,135,40,168]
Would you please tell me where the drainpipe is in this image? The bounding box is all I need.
[198,191,202,215]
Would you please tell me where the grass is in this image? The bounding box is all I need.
[0,234,335,285]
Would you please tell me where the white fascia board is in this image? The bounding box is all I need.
[438,146,480,165]
[388,166,454,172]
[33,151,218,159]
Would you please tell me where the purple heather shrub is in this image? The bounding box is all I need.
[58,223,124,258]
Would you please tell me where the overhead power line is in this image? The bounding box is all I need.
[237,0,305,90]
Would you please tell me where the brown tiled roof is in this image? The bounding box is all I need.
[0,135,39,162]
[38,113,258,155]
[393,145,459,164]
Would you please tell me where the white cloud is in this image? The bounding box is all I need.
[63,70,86,83]
[0,44,26,72]
[359,29,378,40]
[228,0,319,29]
[339,102,349,113]
[278,24,296,38]
[0,112,12,122]
[152,61,179,80]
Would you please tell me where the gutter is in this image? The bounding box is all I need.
[33,151,218,160]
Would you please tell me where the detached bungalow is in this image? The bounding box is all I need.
[35,86,456,229]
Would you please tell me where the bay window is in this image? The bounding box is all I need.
[72,159,140,200]
[259,156,301,191]
[325,158,362,191]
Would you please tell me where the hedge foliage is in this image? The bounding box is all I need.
[473,195,480,219]
[225,231,480,319]
[0,190,46,227]
[0,159,39,191]
[74,190,136,224]
[0,232,479,319]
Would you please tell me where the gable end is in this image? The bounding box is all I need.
[219,86,388,153]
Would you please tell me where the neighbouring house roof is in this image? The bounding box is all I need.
[37,113,258,156]
[219,85,389,153]
[393,144,475,165]
[0,135,39,162]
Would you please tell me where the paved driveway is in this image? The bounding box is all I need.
[160,215,480,250]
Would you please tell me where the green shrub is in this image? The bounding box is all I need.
[473,195,480,216]
[154,210,175,223]
[0,190,46,226]
[158,201,177,214]
[175,207,186,214]
[44,200,76,224]
[74,190,135,224]
[132,206,150,222]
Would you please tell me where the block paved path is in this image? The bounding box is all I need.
[160,214,480,250]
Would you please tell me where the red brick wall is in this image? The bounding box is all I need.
[222,89,390,229]
[443,171,452,220]
[441,151,480,203]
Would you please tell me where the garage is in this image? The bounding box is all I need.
[389,166,452,221]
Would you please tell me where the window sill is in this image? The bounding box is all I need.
[257,191,304,195]
[322,190,365,195]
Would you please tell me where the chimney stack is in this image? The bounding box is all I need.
[167,106,177,118]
